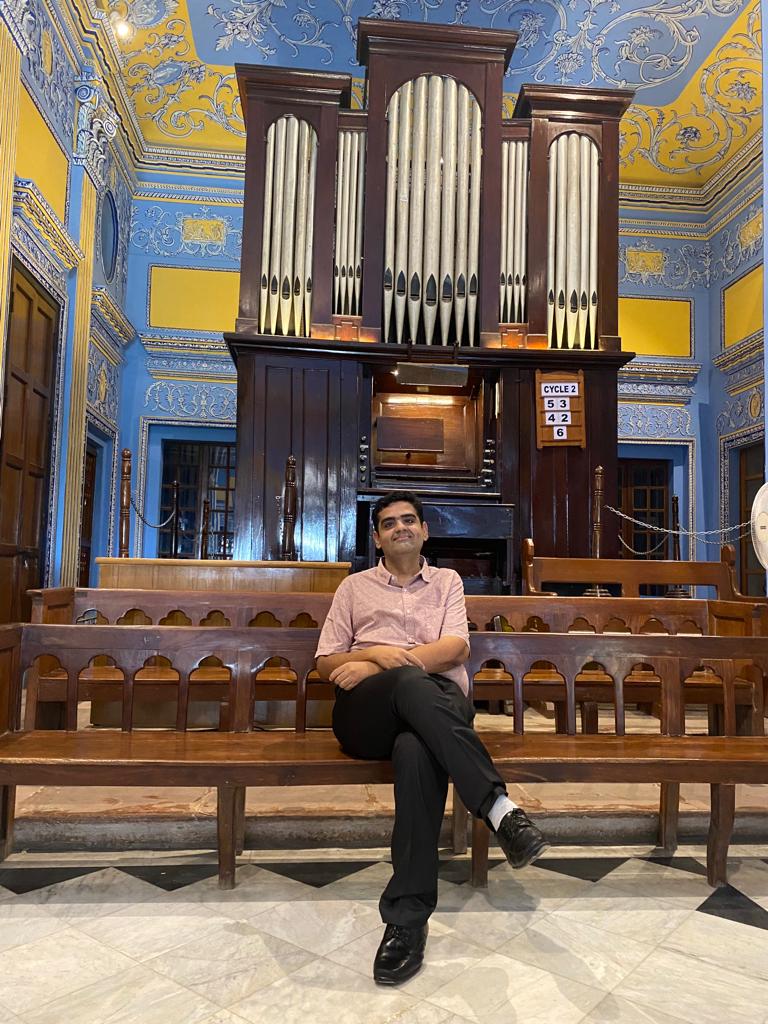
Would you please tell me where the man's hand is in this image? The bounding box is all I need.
[329,661,380,691]
[367,645,425,671]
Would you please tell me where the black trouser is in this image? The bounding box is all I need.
[332,665,506,928]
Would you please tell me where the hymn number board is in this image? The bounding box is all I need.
[535,370,586,449]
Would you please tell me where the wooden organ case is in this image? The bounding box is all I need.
[227,19,634,592]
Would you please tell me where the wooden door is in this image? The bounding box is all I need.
[0,266,58,622]
[79,446,97,586]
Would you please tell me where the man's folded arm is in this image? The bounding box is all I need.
[408,634,469,674]
[316,650,380,680]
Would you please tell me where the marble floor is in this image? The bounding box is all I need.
[1,845,768,1023]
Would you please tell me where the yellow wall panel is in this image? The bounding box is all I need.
[618,297,692,358]
[150,266,240,332]
[723,265,763,348]
[15,86,68,222]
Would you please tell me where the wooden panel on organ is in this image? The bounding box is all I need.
[228,19,636,579]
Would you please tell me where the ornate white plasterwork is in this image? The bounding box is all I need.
[618,403,693,438]
[144,379,237,420]
[87,342,120,425]
[715,387,764,434]
[74,69,119,187]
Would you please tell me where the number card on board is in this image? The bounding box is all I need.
[535,369,586,448]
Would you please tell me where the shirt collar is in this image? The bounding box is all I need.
[376,556,433,585]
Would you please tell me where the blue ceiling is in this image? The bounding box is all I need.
[183,0,751,105]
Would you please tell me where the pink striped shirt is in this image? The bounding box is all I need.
[316,559,470,694]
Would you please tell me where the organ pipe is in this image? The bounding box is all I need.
[381,74,482,344]
[333,128,367,318]
[499,138,528,324]
[260,114,318,336]
[547,131,599,349]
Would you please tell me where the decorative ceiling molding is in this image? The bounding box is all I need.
[618,360,700,404]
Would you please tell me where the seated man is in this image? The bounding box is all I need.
[316,489,548,986]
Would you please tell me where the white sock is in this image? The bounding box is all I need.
[488,794,519,832]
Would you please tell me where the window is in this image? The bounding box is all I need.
[158,442,236,559]
[739,441,765,597]
[617,458,671,560]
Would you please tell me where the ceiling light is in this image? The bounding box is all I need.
[113,18,132,40]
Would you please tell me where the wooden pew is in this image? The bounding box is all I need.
[522,537,762,604]
[27,587,767,854]
[1,624,767,891]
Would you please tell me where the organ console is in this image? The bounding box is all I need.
[227,18,636,589]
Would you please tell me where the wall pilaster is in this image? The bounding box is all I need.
[0,20,21,429]
[60,176,97,584]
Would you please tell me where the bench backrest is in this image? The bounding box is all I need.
[17,623,767,738]
[29,588,761,638]
[521,537,755,602]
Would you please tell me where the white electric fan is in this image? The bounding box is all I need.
[750,482,768,569]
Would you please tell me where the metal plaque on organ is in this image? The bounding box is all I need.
[535,370,585,448]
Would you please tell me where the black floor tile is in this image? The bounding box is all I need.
[697,885,768,931]
[644,856,708,878]
[118,864,220,891]
[534,857,629,883]
[257,860,377,888]
[0,866,101,895]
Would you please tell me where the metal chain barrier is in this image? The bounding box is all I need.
[604,505,751,546]
[130,493,176,530]
[617,534,668,557]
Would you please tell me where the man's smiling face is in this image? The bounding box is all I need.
[373,500,429,560]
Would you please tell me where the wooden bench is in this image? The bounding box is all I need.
[522,537,765,606]
[28,586,766,849]
[2,622,767,893]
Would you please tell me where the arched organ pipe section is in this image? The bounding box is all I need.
[259,115,318,336]
[499,138,528,324]
[546,132,599,350]
[381,75,483,345]
[333,129,366,316]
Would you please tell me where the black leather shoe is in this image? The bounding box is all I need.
[373,923,428,985]
[496,808,549,868]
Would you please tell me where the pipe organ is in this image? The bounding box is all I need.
[229,20,635,582]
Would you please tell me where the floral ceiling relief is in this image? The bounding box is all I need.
[619,1,761,185]
[101,0,759,185]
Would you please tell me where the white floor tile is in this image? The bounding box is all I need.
[661,910,768,982]
[614,947,768,1024]
[22,962,221,1024]
[0,926,135,1014]
[146,918,314,1006]
[250,898,381,956]
[426,951,604,1023]
[582,993,694,1024]
[74,899,233,961]
[11,867,162,921]
[229,957,417,1024]
[497,913,655,992]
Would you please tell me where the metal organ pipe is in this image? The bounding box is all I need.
[332,128,367,319]
[259,114,318,336]
[546,131,599,349]
[380,75,482,344]
[499,138,529,324]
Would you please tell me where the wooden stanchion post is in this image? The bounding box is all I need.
[119,449,131,558]
[280,455,297,561]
